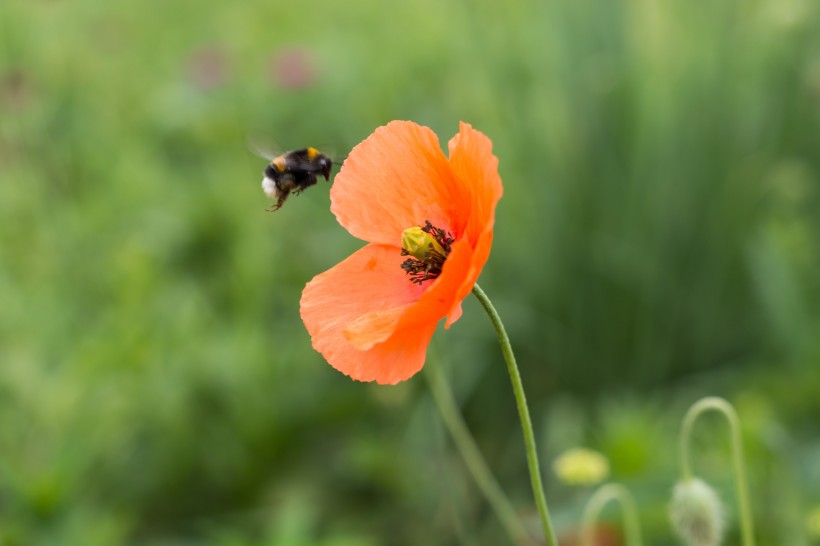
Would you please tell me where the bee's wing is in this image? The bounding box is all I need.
[246,133,281,162]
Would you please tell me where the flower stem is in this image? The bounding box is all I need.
[680,396,755,546]
[472,283,559,546]
[425,358,532,545]
[580,483,643,546]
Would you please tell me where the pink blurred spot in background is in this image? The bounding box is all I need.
[270,47,315,90]
[186,45,231,90]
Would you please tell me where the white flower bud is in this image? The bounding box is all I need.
[669,478,726,546]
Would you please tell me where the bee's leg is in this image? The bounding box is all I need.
[266,192,289,212]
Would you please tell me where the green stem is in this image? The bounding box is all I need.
[425,359,532,545]
[580,483,643,546]
[472,283,559,546]
[679,396,755,546]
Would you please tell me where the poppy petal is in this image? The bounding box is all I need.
[331,121,471,246]
[444,122,503,326]
[352,321,438,384]
[300,243,435,384]
[448,122,503,243]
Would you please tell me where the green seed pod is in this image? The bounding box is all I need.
[401,226,445,261]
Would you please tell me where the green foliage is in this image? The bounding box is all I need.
[1,0,819,544]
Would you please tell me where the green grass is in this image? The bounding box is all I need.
[1,0,819,544]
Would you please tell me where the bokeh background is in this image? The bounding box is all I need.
[2,0,819,544]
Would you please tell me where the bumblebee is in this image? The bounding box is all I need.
[261,147,333,211]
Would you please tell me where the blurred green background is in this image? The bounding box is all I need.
[2,0,819,544]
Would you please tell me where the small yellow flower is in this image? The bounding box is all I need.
[806,505,820,538]
[553,447,610,486]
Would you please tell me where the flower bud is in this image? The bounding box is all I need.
[669,478,726,546]
[552,447,610,486]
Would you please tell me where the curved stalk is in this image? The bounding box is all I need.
[581,483,643,546]
[425,359,531,544]
[472,283,559,546]
[680,396,755,546]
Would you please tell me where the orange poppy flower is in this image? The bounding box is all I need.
[300,121,503,384]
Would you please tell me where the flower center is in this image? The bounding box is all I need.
[400,220,454,284]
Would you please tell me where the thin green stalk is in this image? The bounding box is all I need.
[472,283,559,546]
[581,483,643,546]
[425,359,532,545]
[680,396,755,546]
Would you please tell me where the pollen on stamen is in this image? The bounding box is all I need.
[400,220,454,285]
